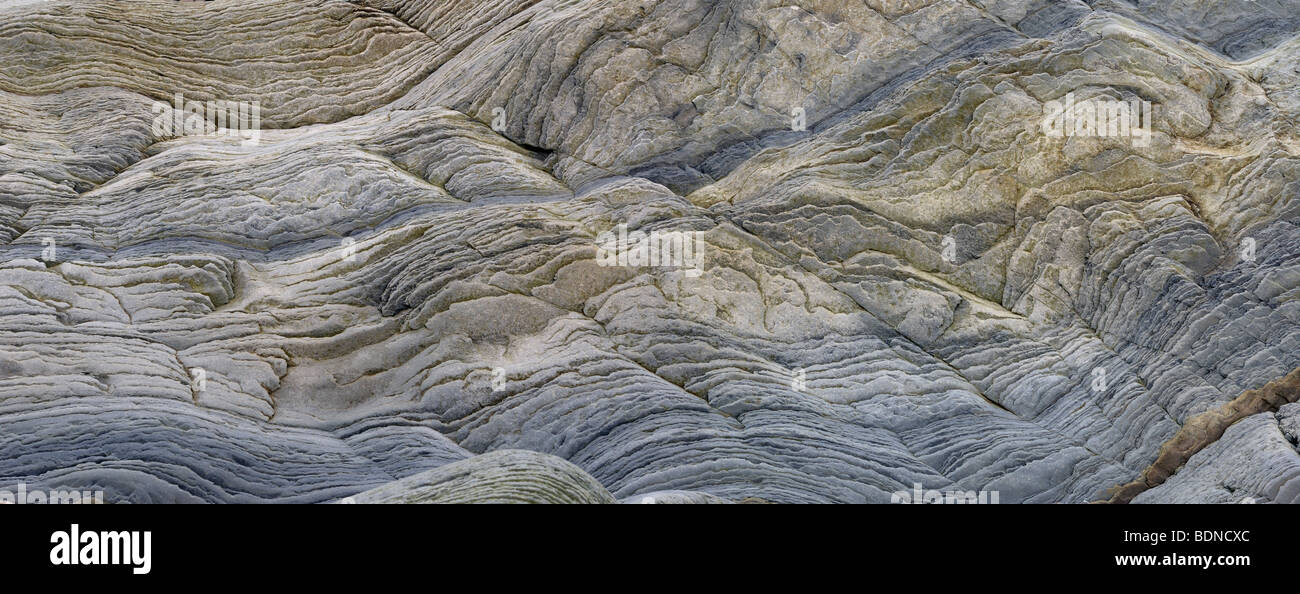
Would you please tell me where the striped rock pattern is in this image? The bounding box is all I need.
[1,0,1298,503]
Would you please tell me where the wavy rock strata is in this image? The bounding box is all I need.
[1,0,1299,503]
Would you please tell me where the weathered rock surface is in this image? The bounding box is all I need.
[1,0,1299,503]
[343,449,617,504]
[1111,368,1300,503]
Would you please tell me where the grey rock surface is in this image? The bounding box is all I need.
[343,449,617,504]
[1,0,1299,503]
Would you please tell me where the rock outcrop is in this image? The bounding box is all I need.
[342,449,618,504]
[2,0,1299,503]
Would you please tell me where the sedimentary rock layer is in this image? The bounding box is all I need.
[1,0,1298,503]
[1109,367,1300,503]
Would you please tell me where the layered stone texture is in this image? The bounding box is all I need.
[1,0,1298,503]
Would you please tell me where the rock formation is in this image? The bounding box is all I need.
[1,0,1298,503]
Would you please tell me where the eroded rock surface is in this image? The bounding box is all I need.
[1,0,1298,503]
